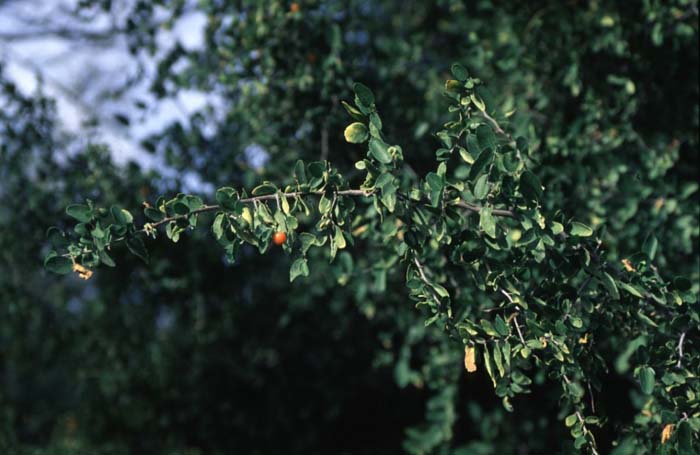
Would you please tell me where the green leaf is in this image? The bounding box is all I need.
[46,227,69,249]
[642,234,658,260]
[636,311,658,328]
[600,272,620,300]
[469,148,494,182]
[251,183,277,196]
[570,221,593,237]
[638,366,655,394]
[565,414,577,427]
[66,204,92,223]
[677,421,695,455]
[369,113,382,132]
[334,225,347,249]
[516,136,529,154]
[451,63,469,81]
[673,276,692,291]
[445,79,461,93]
[318,194,332,214]
[126,236,149,263]
[480,206,497,239]
[494,315,509,337]
[493,344,505,376]
[483,348,496,387]
[341,100,365,121]
[44,252,72,274]
[294,160,307,184]
[476,125,495,150]
[458,147,474,164]
[480,319,498,337]
[619,282,644,298]
[173,201,189,215]
[299,233,319,254]
[426,173,444,207]
[289,257,310,282]
[215,187,238,210]
[466,134,480,156]
[473,174,489,200]
[615,336,647,374]
[470,94,486,111]
[353,82,375,106]
[212,213,225,240]
[99,250,116,267]
[344,122,369,143]
[519,171,543,204]
[144,207,165,222]
[567,381,585,401]
[380,182,397,213]
[184,195,203,210]
[111,206,132,225]
[368,138,392,164]
[502,396,513,412]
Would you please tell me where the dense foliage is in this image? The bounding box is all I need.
[3,1,699,454]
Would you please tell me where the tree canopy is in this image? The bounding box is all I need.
[1,1,698,454]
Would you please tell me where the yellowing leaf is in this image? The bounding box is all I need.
[661,423,674,444]
[570,221,593,237]
[622,258,636,272]
[464,346,477,372]
[343,122,369,144]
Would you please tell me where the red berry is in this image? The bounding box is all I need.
[272,231,287,246]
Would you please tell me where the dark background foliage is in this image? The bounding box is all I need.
[1,0,697,453]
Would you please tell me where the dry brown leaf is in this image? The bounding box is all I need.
[72,263,93,281]
[464,346,477,373]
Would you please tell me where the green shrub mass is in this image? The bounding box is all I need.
[2,1,698,454]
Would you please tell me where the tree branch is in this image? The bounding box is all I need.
[454,200,516,218]
[64,189,373,258]
[412,256,442,306]
[481,110,513,141]
[0,28,125,42]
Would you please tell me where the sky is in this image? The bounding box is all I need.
[0,0,214,176]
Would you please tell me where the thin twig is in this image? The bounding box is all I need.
[454,200,516,218]
[676,331,687,368]
[575,411,600,455]
[500,289,526,343]
[500,289,514,303]
[480,110,521,159]
[576,274,594,298]
[64,189,373,257]
[563,375,600,455]
[481,110,513,140]
[513,315,526,344]
[397,192,516,218]
[413,256,442,305]
[587,381,596,414]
